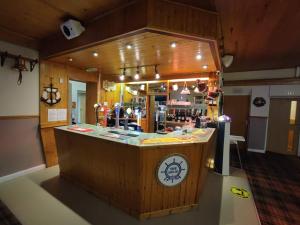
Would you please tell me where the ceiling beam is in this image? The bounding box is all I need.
[0,26,39,49]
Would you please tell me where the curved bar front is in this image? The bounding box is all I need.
[54,124,216,220]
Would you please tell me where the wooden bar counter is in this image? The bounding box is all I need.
[54,124,216,219]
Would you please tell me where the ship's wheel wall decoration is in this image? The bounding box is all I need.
[41,78,61,106]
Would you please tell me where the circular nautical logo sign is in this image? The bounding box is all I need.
[157,154,189,187]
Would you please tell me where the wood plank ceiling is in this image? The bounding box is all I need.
[50,32,216,79]
[215,0,300,72]
[0,0,299,72]
[0,0,132,48]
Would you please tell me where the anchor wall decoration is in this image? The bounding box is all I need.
[40,78,61,106]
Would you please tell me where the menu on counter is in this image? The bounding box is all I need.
[67,126,94,132]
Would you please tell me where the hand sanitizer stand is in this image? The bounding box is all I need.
[214,117,231,176]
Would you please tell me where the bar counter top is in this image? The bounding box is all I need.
[55,124,215,147]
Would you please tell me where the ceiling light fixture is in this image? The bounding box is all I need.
[170,42,177,48]
[119,75,125,81]
[134,66,140,80]
[202,65,208,69]
[172,83,179,91]
[180,82,190,95]
[93,52,99,57]
[126,44,132,50]
[119,68,126,81]
[222,54,234,68]
[154,65,160,79]
[196,54,202,60]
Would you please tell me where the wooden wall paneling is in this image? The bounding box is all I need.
[55,128,216,219]
[196,130,216,197]
[55,129,140,214]
[67,65,98,83]
[40,127,58,167]
[123,88,133,103]
[223,95,250,149]
[40,60,98,166]
[141,118,148,132]
[100,83,121,108]
[138,143,203,219]
[39,60,69,128]
[86,82,98,125]
[39,60,68,167]
[147,0,219,40]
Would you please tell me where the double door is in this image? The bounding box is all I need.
[267,98,300,155]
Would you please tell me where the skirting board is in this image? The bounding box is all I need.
[0,164,46,183]
[247,148,266,153]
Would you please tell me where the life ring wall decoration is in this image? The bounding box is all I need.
[253,97,266,107]
[41,79,61,106]
[157,154,189,187]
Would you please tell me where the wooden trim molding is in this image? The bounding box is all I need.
[0,115,39,120]
[224,78,300,86]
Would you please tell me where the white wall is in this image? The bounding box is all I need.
[0,41,39,116]
[0,41,44,177]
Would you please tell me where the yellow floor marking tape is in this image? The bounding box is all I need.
[231,186,250,198]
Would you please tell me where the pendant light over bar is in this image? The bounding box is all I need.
[134,66,140,80]
[154,65,160,79]
[119,68,126,81]
[119,64,160,81]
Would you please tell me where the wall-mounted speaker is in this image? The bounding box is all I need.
[60,19,85,40]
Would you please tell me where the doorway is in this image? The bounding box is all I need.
[223,95,250,150]
[267,98,300,155]
[69,80,86,124]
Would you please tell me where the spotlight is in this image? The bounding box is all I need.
[172,83,179,91]
[68,58,73,62]
[119,68,126,81]
[126,44,132,49]
[93,52,99,57]
[134,66,140,80]
[154,65,160,79]
[170,42,177,48]
[196,54,202,60]
[119,74,125,81]
[202,65,208,69]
